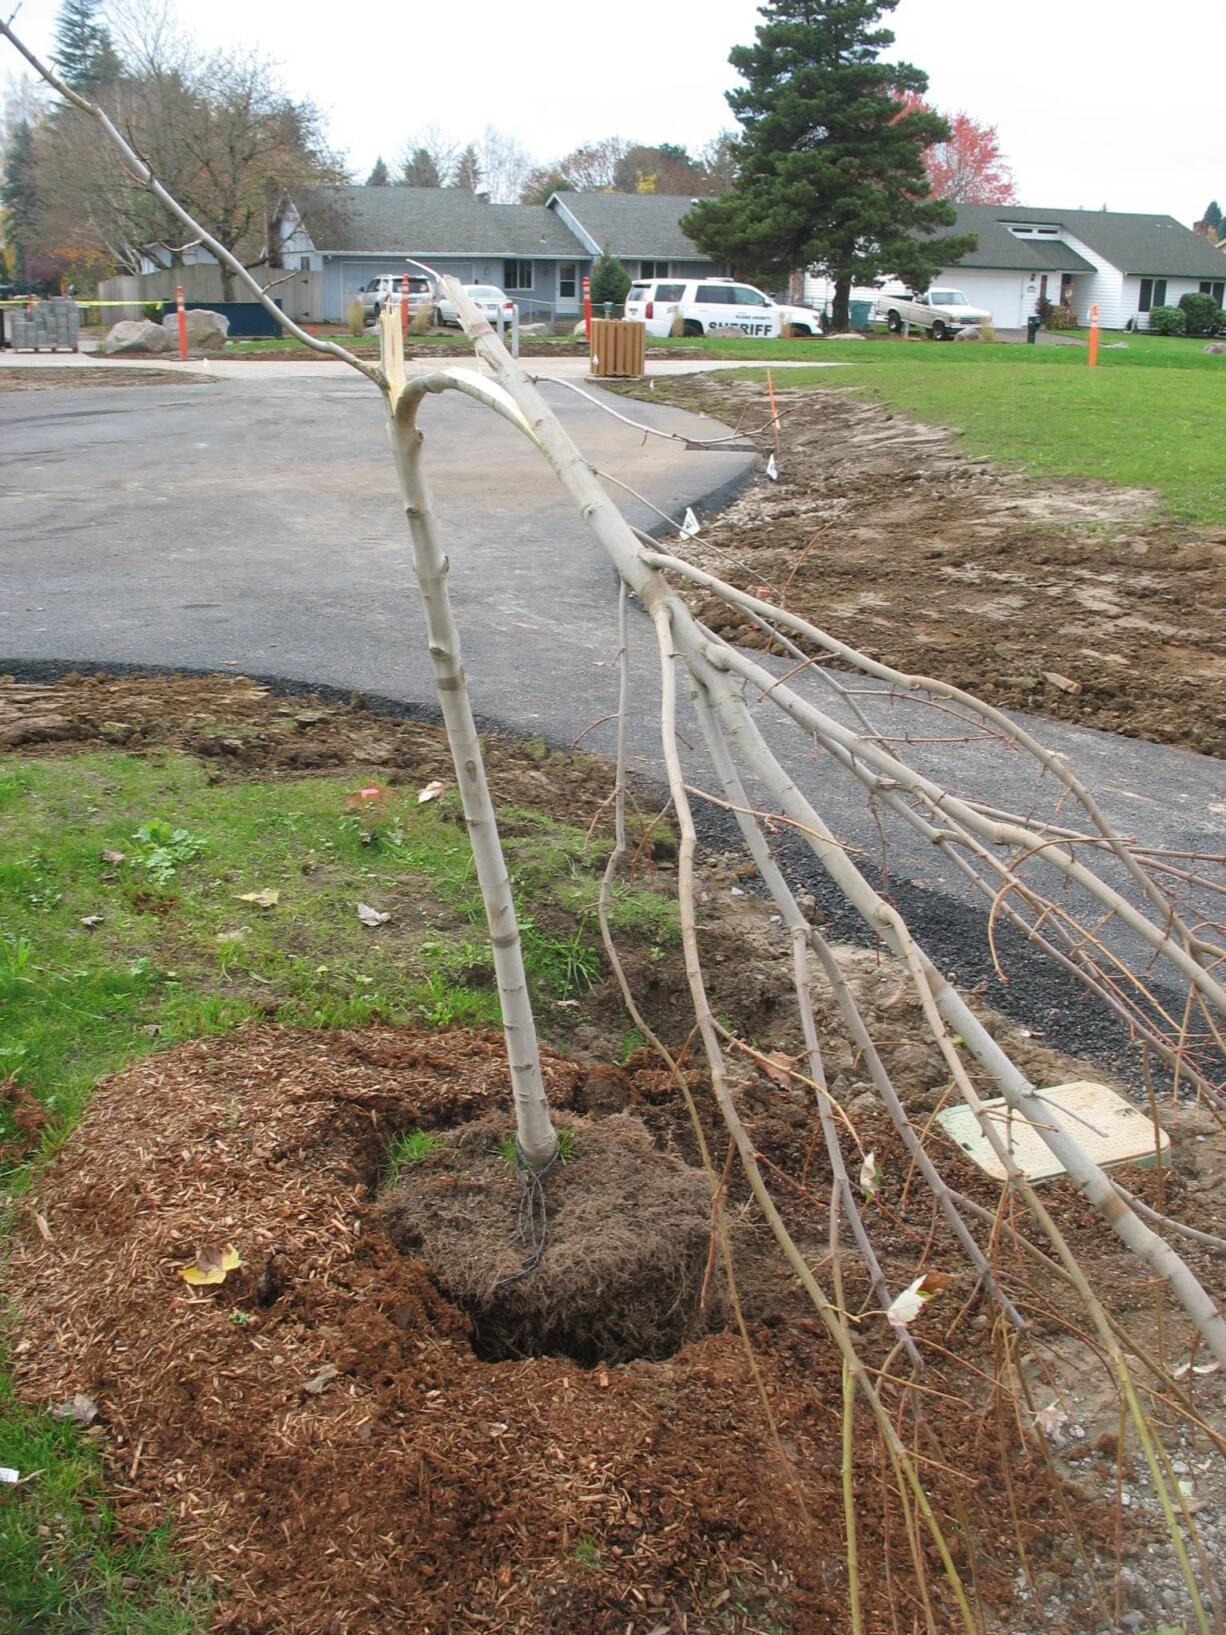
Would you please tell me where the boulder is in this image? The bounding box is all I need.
[954,325,981,342]
[1203,341,1226,355]
[104,319,173,356]
[161,307,229,350]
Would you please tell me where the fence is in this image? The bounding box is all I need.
[97,264,324,327]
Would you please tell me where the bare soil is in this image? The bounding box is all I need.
[0,672,628,832]
[619,376,1226,757]
[0,365,214,391]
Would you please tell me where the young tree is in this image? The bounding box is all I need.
[475,126,531,204]
[396,126,456,187]
[683,0,975,330]
[897,94,1015,203]
[51,0,121,93]
[589,245,630,306]
[519,166,572,205]
[453,142,481,192]
[365,155,390,186]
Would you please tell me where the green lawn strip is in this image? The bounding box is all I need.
[0,750,675,1625]
[652,330,1226,370]
[723,350,1226,524]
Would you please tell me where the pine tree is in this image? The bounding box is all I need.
[51,0,122,93]
[1203,199,1222,232]
[589,246,630,307]
[400,148,441,188]
[453,144,481,192]
[366,156,390,186]
[0,117,38,282]
[682,0,976,329]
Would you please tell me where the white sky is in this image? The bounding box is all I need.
[6,0,1224,227]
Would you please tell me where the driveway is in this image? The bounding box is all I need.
[3,366,1221,1076]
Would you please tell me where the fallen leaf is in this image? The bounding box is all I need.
[180,1243,242,1287]
[886,1270,955,1330]
[356,902,390,928]
[303,1364,339,1395]
[859,1151,880,1200]
[761,1051,799,1088]
[1034,1400,1068,1438]
[100,850,126,865]
[235,888,279,909]
[51,1393,99,1428]
[417,779,445,804]
[34,1212,52,1242]
[80,915,104,929]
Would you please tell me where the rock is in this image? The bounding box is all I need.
[825,330,867,340]
[572,321,587,337]
[0,713,77,746]
[954,326,982,342]
[1042,670,1083,695]
[1203,341,1226,355]
[161,308,229,350]
[103,318,173,356]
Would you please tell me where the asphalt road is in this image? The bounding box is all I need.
[4,368,1224,1077]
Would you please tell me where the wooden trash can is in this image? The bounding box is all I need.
[589,318,646,378]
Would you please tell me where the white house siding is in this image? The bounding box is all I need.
[1120,274,1210,329]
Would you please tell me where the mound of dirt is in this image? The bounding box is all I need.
[8,1019,1224,1633]
[382,1114,715,1364]
[620,376,1226,756]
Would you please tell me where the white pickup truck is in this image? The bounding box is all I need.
[875,287,992,339]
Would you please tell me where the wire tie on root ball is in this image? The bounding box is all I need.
[497,1140,562,1287]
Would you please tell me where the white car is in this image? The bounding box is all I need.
[359,273,436,324]
[435,284,516,329]
[875,287,992,339]
[624,277,822,339]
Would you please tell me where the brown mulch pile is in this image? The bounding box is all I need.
[0,673,625,830]
[618,377,1226,756]
[8,1017,1223,1633]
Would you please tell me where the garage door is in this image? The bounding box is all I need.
[950,273,1022,329]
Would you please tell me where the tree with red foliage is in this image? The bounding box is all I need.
[896,92,1016,204]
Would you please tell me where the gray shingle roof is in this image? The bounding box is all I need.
[551,193,713,261]
[929,204,1225,277]
[293,186,582,257]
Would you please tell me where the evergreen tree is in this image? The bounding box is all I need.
[52,0,122,93]
[682,0,975,329]
[1203,199,1222,232]
[366,156,390,185]
[400,147,441,188]
[453,143,481,192]
[0,117,38,282]
[589,246,630,307]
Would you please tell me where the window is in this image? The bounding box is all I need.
[1039,274,1049,300]
[1138,277,1166,312]
[503,260,533,291]
[1199,280,1225,303]
[696,284,735,303]
[654,283,685,301]
[731,285,770,306]
[639,260,670,279]
[299,256,311,271]
[558,263,576,299]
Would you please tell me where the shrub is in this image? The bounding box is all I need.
[1177,291,1218,335]
[410,301,434,335]
[346,298,365,335]
[1148,305,1186,336]
[141,301,163,322]
[1035,294,1054,325]
[1045,304,1077,330]
[590,247,631,307]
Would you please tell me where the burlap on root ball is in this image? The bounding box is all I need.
[380,1113,717,1365]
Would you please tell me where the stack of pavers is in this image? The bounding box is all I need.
[8,297,79,352]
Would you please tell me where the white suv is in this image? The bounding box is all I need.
[624,277,821,339]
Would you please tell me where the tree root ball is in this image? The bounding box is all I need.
[380,1114,718,1365]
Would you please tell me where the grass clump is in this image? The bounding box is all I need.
[384,1128,444,1182]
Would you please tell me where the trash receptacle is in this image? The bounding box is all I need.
[849,298,873,333]
[1026,315,1040,344]
[589,318,646,378]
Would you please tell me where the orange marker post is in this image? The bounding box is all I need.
[1088,302,1099,369]
[400,274,410,337]
[766,368,781,453]
[583,275,592,345]
[175,284,188,361]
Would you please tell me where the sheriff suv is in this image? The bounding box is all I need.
[624,277,822,339]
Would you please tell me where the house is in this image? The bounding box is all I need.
[544,193,719,284]
[914,205,1226,330]
[270,187,718,324]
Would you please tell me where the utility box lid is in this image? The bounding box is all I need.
[936,1080,1169,1183]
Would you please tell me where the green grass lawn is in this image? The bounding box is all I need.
[704,333,1224,524]
[0,750,674,1630]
